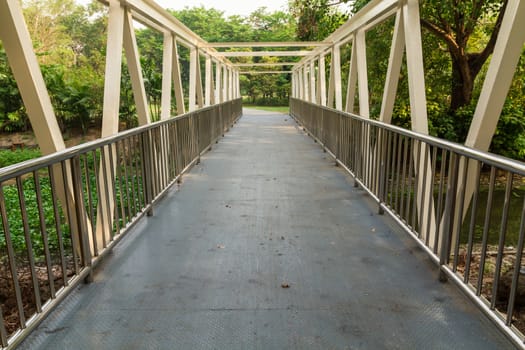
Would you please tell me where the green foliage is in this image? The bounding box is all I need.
[0,0,523,158]
[169,6,297,106]
[288,0,350,41]
[0,176,71,262]
[0,149,42,168]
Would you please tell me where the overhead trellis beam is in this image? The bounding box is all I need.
[203,41,330,48]
[233,62,298,67]
[216,51,313,57]
[240,71,293,74]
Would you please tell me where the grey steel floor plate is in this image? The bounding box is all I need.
[19,109,514,349]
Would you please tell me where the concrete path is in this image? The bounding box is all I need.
[20,109,514,349]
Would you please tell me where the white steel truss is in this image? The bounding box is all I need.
[291,0,524,251]
[0,0,241,253]
[1,0,524,257]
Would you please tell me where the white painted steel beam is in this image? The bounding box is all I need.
[303,66,310,102]
[234,62,298,67]
[203,41,330,48]
[378,10,404,124]
[228,68,234,101]
[450,0,525,247]
[466,0,525,151]
[205,56,212,106]
[0,0,92,257]
[298,67,304,100]
[216,51,313,57]
[216,63,223,103]
[172,38,185,115]
[223,65,228,102]
[101,0,125,137]
[161,32,173,120]
[318,54,327,106]
[355,30,369,118]
[331,45,343,110]
[345,38,357,113]
[123,10,151,125]
[295,0,398,67]
[402,0,436,247]
[210,61,216,104]
[196,52,204,108]
[240,71,293,74]
[189,47,198,111]
[310,60,317,103]
[0,0,66,154]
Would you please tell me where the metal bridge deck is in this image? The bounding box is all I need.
[20,110,513,349]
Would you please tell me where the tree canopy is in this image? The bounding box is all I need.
[0,0,523,159]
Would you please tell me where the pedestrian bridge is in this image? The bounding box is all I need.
[1,0,525,349]
[14,109,514,349]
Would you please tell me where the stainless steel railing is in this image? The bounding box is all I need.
[0,99,242,349]
[290,97,525,347]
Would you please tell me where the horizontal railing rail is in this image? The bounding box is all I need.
[290,97,525,348]
[0,99,242,349]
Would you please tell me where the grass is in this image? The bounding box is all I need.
[244,105,289,114]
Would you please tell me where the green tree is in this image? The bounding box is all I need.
[288,0,349,41]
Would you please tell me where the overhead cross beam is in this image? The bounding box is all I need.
[203,41,330,48]
[233,62,298,67]
[240,71,293,74]
[216,51,313,57]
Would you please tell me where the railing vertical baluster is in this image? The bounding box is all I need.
[17,175,42,312]
[404,138,415,223]
[126,138,138,217]
[120,143,133,222]
[0,185,26,328]
[507,195,525,326]
[83,153,97,255]
[0,306,7,347]
[33,170,55,298]
[133,135,144,213]
[141,130,154,216]
[491,171,514,309]
[411,140,421,232]
[107,144,121,235]
[417,144,429,237]
[394,135,403,214]
[92,149,106,250]
[47,165,68,287]
[439,152,459,279]
[452,156,469,273]
[115,142,128,224]
[434,149,448,253]
[377,127,387,214]
[100,147,112,246]
[477,166,496,296]
[425,146,437,247]
[388,132,398,205]
[400,136,409,220]
[464,161,482,284]
[70,156,92,280]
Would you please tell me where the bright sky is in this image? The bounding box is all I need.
[155,0,289,17]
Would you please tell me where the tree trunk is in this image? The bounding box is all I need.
[449,56,474,112]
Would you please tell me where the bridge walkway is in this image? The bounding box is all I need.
[19,109,513,349]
